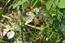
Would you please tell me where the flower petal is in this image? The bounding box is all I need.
[7,31,15,39]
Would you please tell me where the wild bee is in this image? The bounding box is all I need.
[33,15,44,27]
[24,6,46,27]
[32,6,44,27]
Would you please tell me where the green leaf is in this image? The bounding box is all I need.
[12,0,28,9]
[13,0,22,9]
[22,1,30,9]
[55,0,59,6]
[32,0,39,8]
[46,0,54,10]
[58,0,65,8]
[0,8,3,17]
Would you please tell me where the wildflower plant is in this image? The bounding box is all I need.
[0,0,65,43]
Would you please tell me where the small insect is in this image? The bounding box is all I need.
[32,6,43,27]
[25,6,43,26]
[33,15,44,27]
